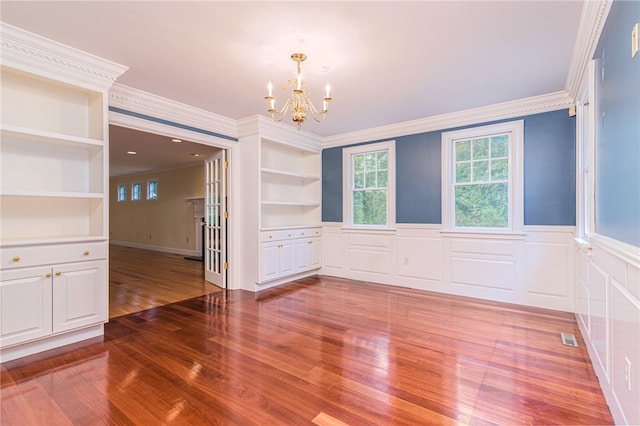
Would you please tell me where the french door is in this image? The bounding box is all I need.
[204,150,227,288]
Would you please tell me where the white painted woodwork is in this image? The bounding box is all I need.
[321,224,576,312]
[52,261,107,333]
[575,236,640,426]
[0,23,125,362]
[259,231,322,283]
[237,116,323,289]
[0,266,52,347]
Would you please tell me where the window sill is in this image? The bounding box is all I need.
[440,230,526,240]
[341,226,397,234]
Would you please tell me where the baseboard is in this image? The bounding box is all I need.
[110,240,198,257]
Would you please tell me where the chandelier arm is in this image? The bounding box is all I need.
[270,98,293,122]
[306,99,328,123]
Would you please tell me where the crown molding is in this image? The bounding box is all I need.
[109,83,238,140]
[237,114,323,152]
[0,22,127,91]
[323,91,572,148]
[565,1,613,101]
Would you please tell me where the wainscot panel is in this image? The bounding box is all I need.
[450,257,515,290]
[524,242,569,297]
[576,236,640,426]
[321,224,576,312]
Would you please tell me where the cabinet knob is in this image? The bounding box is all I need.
[55,271,62,276]
[12,256,20,262]
[308,241,313,244]
[278,244,283,248]
[268,235,272,239]
[288,234,291,237]
[83,250,90,255]
[45,272,51,278]
[301,232,305,235]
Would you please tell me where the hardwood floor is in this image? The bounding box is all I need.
[1,276,613,425]
[109,245,221,318]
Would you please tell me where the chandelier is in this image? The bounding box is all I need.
[265,53,332,129]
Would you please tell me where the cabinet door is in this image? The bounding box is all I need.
[52,260,106,333]
[0,266,52,347]
[309,238,322,269]
[260,242,280,282]
[294,240,310,271]
[279,241,295,276]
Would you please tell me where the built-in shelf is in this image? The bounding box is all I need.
[0,124,104,148]
[260,167,321,181]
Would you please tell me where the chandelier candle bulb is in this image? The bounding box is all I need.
[267,81,273,97]
[325,84,331,98]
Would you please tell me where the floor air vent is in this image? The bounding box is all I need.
[561,332,579,347]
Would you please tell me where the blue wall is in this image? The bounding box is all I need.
[322,110,576,226]
[593,0,640,247]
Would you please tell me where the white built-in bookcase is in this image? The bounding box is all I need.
[0,22,127,362]
[1,67,107,242]
[260,138,321,229]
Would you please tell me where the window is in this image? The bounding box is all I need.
[343,140,395,228]
[442,120,523,232]
[131,182,141,201]
[147,179,158,200]
[117,184,126,202]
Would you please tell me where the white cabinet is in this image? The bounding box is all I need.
[259,229,322,283]
[0,260,106,348]
[260,240,295,282]
[0,267,52,347]
[0,22,126,361]
[52,260,107,333]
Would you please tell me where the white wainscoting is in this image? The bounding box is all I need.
[575,236,640,426]
[321,223,576,312]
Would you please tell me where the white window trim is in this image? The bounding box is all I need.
[131,182,141,201]
[577,59,596,240]
[146,178,158,201]
[342,140,396,230]
[441,120,524,233]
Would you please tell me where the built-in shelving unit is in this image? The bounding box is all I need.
[237,115,323,289]
[0,22,127,362]
[260,138,321,230]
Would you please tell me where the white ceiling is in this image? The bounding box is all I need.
[1,1,584,174]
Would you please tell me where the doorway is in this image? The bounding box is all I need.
[108,124,228,317]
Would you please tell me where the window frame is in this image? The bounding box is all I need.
[146,179,158,200]
[131,182,141,201]
[342,140,396,230]
[441,120,523,234]
[117,184,127,202]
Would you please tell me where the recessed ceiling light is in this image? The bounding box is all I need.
[190,153,200,157]
[127,151,137,155]
[171,138,182,143]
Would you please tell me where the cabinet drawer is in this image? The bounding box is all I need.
[1,241,107,269]
[261,227,322,242]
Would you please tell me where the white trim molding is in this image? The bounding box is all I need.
[109,83,238,143]
[565,0,613,100]
[323,91,570,148]
[237,115,323,152]
[0,22,127,91]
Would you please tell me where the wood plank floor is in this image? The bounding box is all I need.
[1,276,613,425]
[109,245,221,318]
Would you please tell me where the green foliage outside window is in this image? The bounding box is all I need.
[454,134,510,228]
[352,150,388,225]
